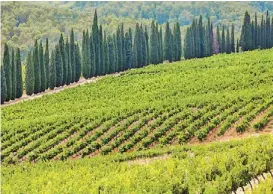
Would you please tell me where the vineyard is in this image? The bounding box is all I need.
[2,49,273,165]
[2,135,273,193]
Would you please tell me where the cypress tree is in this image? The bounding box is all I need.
[49,50,56,90]
[15,48,23,98]
[103,31,110,74]
[184,28,192,59]
[3,43,11,101]
[271,17,273,47]
[99,25,104,75]
[92,10,100,76]
[266,10,271,48]
[174,22,182,61]
[11,48,16,100]
[59,33,67,85]
[221,26,226,53]
[25,52,34,95]
[226,27,231,54]
[140,25,148,67]
[1,65,7,104]
[121,23,126,70]
[261,15,266,49]
[125,32,132,70]
[44,38,50,89]
[82,30,91,79]
[198,15,204,58]
[75,43,81,82]
[216,25,221,53]
[149,21,158,64]
[159,26,163,63]
[251,21,255,50]
[70,29,75,82]
[209,21,214,56]
[39,41,46,91]
[55,45,63,87]
[241,11,252,51]
[236,39,240,53]
[144,26,149,65]
[114,34,119,72]
[33,40,41,94]
[66,37,72,85]
[254,13,258,49]
[231,24,235,52]
[116,26,122,71]
[90,33,95,77]
[163,21,173,62]
[108,35,116,73]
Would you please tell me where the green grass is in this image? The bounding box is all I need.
[2,49,273,165]
[2,135,273,193]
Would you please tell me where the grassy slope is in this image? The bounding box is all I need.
[2,135,273,193]
[3,49,273,132]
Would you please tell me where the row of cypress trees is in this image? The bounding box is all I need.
[241,11,273,51]
[184,10,273,59]
[25,32,82,95]
[2,10,272,104]
[81,10,182,79]
[184,16,237,60]
[1,44,23,104]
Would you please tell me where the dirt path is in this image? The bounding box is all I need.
[1,73,121,107]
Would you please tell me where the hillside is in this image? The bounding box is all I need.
[2,49,273,164]
[2,1,273,60]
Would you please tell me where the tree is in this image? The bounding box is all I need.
[125,32,132,69]
[70,29,75,82]
[49,50,56,89]
[173,22,182,61]
[1,65,7,104]
[240,11,252,51]
[59,33,67,85]
[231,24,235,53]
[3,43,11,101]
[25,52,34,95]
[82,30,91,79]
[108,35,116,73]
[163,21,173,62]
[221,26,226,53]
[198,15,204,58]
[90,33,95,77]
[11,48,16,100]
[16,48,23,98]
[99,25,104,75]
[217,25,221,53]
[55,45,63,87]
[75,43,81,82]
[103,31,109,73]
[184,27,193,59]
[44,38,50,89]
[66,37,72,85]
[39,41,46,92]
[265,10,271,48]
[254,13,258,49]
[226,27,231,54]
[33,39,41,94]
[92,10,100,76]
[150,21,158,64]
[236,39,240,53]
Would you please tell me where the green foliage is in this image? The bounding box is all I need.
[2,135,273,193]
[15,48,23,98]
[33,40,41,94]
[3,44,11,101]
[1,65,7,104]
[25,52,34,95]
[11,48,16,100]
[39,41,46,91]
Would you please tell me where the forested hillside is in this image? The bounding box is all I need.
[2,1,273,59]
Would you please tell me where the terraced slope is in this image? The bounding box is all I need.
[2,49,273,164]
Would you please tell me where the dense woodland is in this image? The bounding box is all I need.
[1,10,273,104]
[2,2,273,59]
